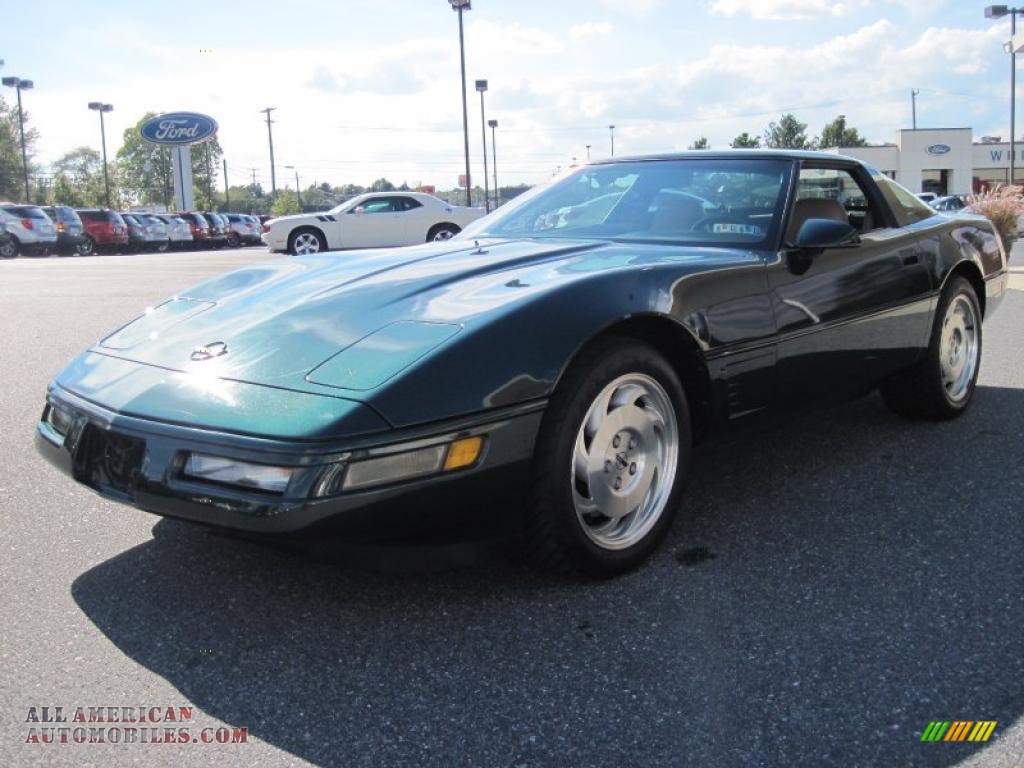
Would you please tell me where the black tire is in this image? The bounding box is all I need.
[75,237,95,256]
[524,336,691,577]
[226,233,240,248]
[880,276,982,420]
[288,227,326,255]
[426,223,460,242]
[0,237,18,259]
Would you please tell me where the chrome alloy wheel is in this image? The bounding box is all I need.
[571,373,679,550]
[432,227,456,241]
[939,293,979,402]
[293,232,321,254]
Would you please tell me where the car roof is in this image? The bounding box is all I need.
[591,149,867,165]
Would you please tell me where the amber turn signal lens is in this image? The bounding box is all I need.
[444,436,484,471]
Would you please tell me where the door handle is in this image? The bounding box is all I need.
[900,250,920,266]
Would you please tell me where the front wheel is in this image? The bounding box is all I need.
[881,276,982,420]
[0,237,19,258]
[426,223,460,242]
[289,228,325,255]
[524,337,690,577]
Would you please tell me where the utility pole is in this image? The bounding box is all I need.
[609,125,615,157]
[911,89,919,130]
[260,107,277,198]
[223,159,229,210]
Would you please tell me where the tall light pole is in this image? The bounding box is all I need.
[87,102,114,208]
[450,0,473,207]
[609,124,615,157]
[586,144,592,160]
[3,76,34,202]
[285,165,301,210]
[910,89,919,130]
[260,107,277,198]
[488,119,498,209]
[475,79,490,212]
[986,6,1024,185]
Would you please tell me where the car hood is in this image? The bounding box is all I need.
[68,237,759,425]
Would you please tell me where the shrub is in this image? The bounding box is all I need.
[965,185,1024,249]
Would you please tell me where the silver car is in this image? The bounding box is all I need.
[224,213,261,246]
[134,213,172,252]
[0,204,59,256]
[152,214,194,249]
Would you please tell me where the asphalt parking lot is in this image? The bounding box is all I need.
[1,247,1022,768]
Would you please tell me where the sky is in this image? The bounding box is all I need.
[2,0,1020,192]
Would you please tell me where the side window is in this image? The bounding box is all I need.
[397,197,423,211]
[361,198,396,214]
[873,175,937,226]
[796,166,883,233]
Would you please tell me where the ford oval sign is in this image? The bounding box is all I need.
[926,144,951,155]
[140,112,218,146]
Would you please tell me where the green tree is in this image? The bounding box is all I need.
[730,132,761,148]
[763,113,809,149]
[688,137,710,150]
[818,114,868,148]
[271,189,300,216]
[0,95,40,202]
[369,177,395,192]
[49,147,112,206]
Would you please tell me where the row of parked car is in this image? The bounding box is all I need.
[0,204,264,258]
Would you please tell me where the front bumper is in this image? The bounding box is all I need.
[35,386,544,539]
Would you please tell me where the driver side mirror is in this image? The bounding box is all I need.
[352,206,365,214]
[793,218,860,250]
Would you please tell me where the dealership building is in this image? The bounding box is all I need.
[825,128,1023,197]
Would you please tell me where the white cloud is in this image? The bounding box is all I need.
[709,0,865,20]
[569,22,614,42]
[599,0,662,17]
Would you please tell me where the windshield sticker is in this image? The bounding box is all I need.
[712,222,763,236]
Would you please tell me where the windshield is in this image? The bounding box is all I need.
[462,158,792,248]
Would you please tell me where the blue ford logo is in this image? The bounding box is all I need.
[140,112,218,146]
[926,144,951,155]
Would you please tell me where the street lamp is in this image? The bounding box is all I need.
[450,0,473,207]
[986,5,1024,185]
[609,125,615,157]
[488,119,498,208]
[285,165,301,210]
[3,76,34,202]
[475,79,490,213]
[586,144,592,160]
[260,107,277,198]
[88,102,114,208]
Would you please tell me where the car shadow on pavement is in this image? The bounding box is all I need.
[71,386,1023,768]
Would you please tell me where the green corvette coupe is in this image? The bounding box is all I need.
[36,151,1007,576]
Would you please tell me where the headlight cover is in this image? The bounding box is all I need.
[183,454,293,494]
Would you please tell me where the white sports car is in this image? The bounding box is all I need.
[261,192,485,255]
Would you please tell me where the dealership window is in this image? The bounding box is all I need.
[973,168,1008,193]
[921,169,948,196]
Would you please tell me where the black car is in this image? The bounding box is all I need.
[200,212,228,248]
[42,205,89,255]
[34,151,1008,577]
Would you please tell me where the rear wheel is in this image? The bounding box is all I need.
[75,237,95,256]
[426,223,460,242]
[524,337,690,577]
[881,276,982,420]
[289,228,326,255]
[0,237,18,258]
